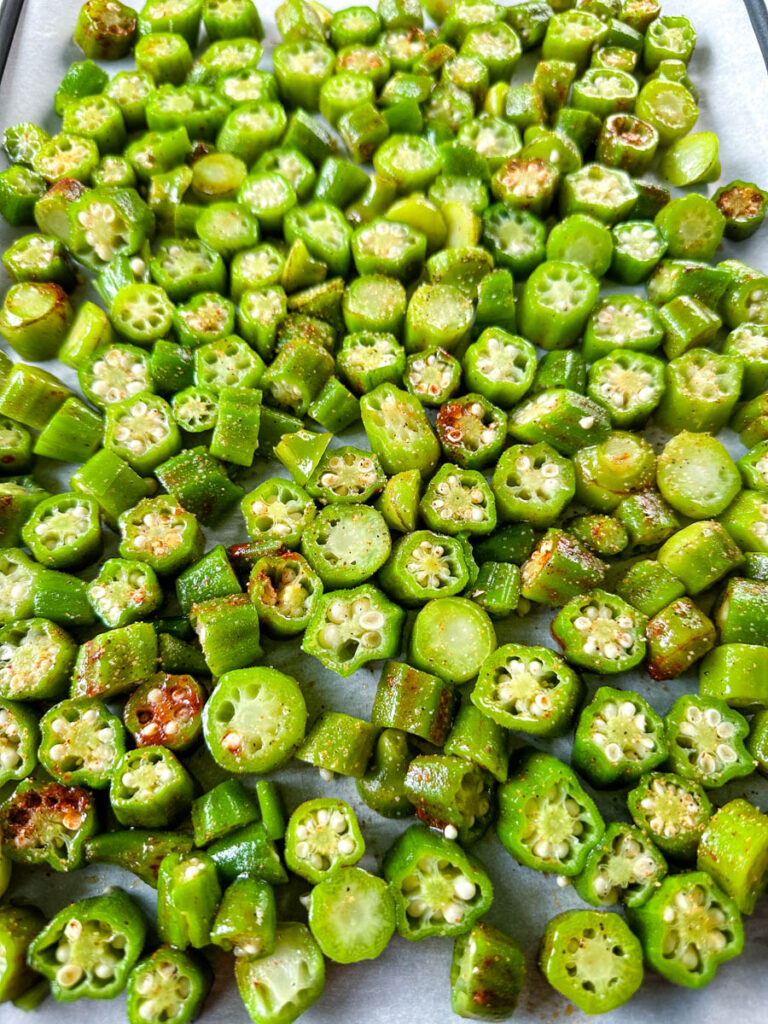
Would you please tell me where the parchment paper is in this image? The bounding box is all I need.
[2,2,768,1022]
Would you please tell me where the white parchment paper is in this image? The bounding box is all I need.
[2,1,768,1022]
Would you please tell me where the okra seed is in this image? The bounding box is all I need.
[406,898,427,917]
[222,731,243,752]
[453,878,476,901]
[338,837,356,855]
[55,943,70,963]
[444,824,458,840]
[94,962,115,979]
[56,964,84,988]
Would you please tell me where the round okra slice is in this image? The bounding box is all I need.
[656,348,741,435]
[248,551,323,638]
[582,294,665,362]
[574,432,656,513]
[22,493,101,571]
[235,923,324,1024]
[149,238,226,304]
[373,133,442,194]
[124,672,205,752]
[193,336,264,394]
[254,146,315,202]
[560,163,639,225]
[458,113,521,171]
[342,273,407,335]
[518,259,600,350]
[109,284,174,346]
[337,331,406,394]
[0,418,32,475]
[285,798,365,884]
[610,219,667,283]
[173,291,235,348]
[384,824,493,941]
[87,558,163,629]
[104,391,181,475]
[463,329,536,409]
[435,395,506,471]
[237,171,296,234]
[203,667,307,774]
[0,698,38,786]
[628,772,712,861]
[39,698,126,789]
[492,442,575,527]
[240,478,315,549]
[574,822,667,909]
[420,465,496,537]
[79,343,152,409]
[405,754,495,845]
[301,505,391,588]
[230,244,285,298]
[378,530,470,606]
[472,643,582,737]
[719,490,768,553]
[171,386,218,433]
[723,322,768,398]
[572,686,666,788]
[404,283,473,355]
[404,347,462,406]
[0,618,75,700]
[0,778,96,871]
[539,910,643,1015]
[305,446,386,505]
[430,175,489,215]
[351,218,427,281]
[665,695,752,790]
[284,202,352,278]
[308,866,396,964]
[490,156,560,217]
[409,597,496,684]
[552,589,647,674]
[636,80,698,148]
[657,431,741,520]
[127,947,210,1024]
[629,872,743,989]
[738,440,768,491]
[118,496,204,575]
[572,67,638,119]
[32,132,99,184]
[587,349,665,427]
[302,583,405,677]
[482,204,546,277]
[110,746,194,828]
[497,752,604,876]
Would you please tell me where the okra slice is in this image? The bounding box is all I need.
[552,589,647,674]
[404,282,473,354]
[118,495,204,575]
[302,583,404,677]
[103,391,180,475]
[384,824,493,941]
[360,382,440,477]
[409,597,495,684]
[628,772,712,860]
[539,910,643,1015]
[111,745,195,827]
[657,431,741,520]
[583,293,664,362]
[203,667,307,774]
[574,822,667,909]
[21,493,101,571]
[472,642,582,737]
[0,778,97,871]
[248,551,323,638]
[301,504,391,588]
[451,922,525,1020]
[461,330,534,410]
[665,695,752,790]
[697,799,768,915]
[193,336,264,395]
[420,465,496,536]
[0,698,38,786]
[126,947,210,1024]
[379,529,470,606]
[566,513,628,557]
[518,260,600,351]
[3,232,75,288]
[646,597,716,681]
[79,343,152,409]
[87,558,162,629]
[405,754,494,844]
[587,349,665,427]
[38,697,126,789]
[171,386,217,432]
[610,219,667,283]
[211,876,276,959]
[285,797,364,883]
[308,865,395,965]
[28,889,146,1001]
[32,132,99,184]
[521,528,607,606]
[124,672,205,752]
[305,446,385,505]
[481,204,545,278]
[497,751,604,875]
[656,348,742,435]
[573,431,655,513]
[241,478,315,549]
[0,616,76,700]
[404,347,462,406]
[337,331,406,394]
[492,442,575,527]
[149,238,226,303]
[435,394,506,471]
[629,872,743,989]
[235,923,324,1023]
[352,217,427,281]
[297,711,378,781]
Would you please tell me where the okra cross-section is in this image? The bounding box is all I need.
[240,477,315,549]
[234,923,325,1024]
[629,872,744,989]
[574,822,668,909]
[28,888,147,1001]
[434,394,507,471]
[0,616,76,700]
[379,530,470,606]
[124,672,205,752]
[492,441,575,527]
[384,824,493,941]
[627,772,712,861]
[305,446,385,504]
[39,697,126,789]
[104,391,181,475]
[302,583,404,677]
[203,667,307,774]
[664,695,752,789]
[285,797,365,884]
[126,946,211,1024]
[0,699,38,786]
[110,745,195,828]
[497,751,604,875]
[552,589,647,673]
[572,686,667,788]
[301,504,391,588]
[248,551,323,637]
[472,642,582,737]
[405,754,495,845]
[0,777,97,871]
[308,865,396,965]
[119,496,204,575]
[420,464,497,536]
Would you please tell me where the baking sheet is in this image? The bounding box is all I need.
[2,1,768,1021]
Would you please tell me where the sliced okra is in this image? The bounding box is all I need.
[552,589,647,674]
[302,584,404,677]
